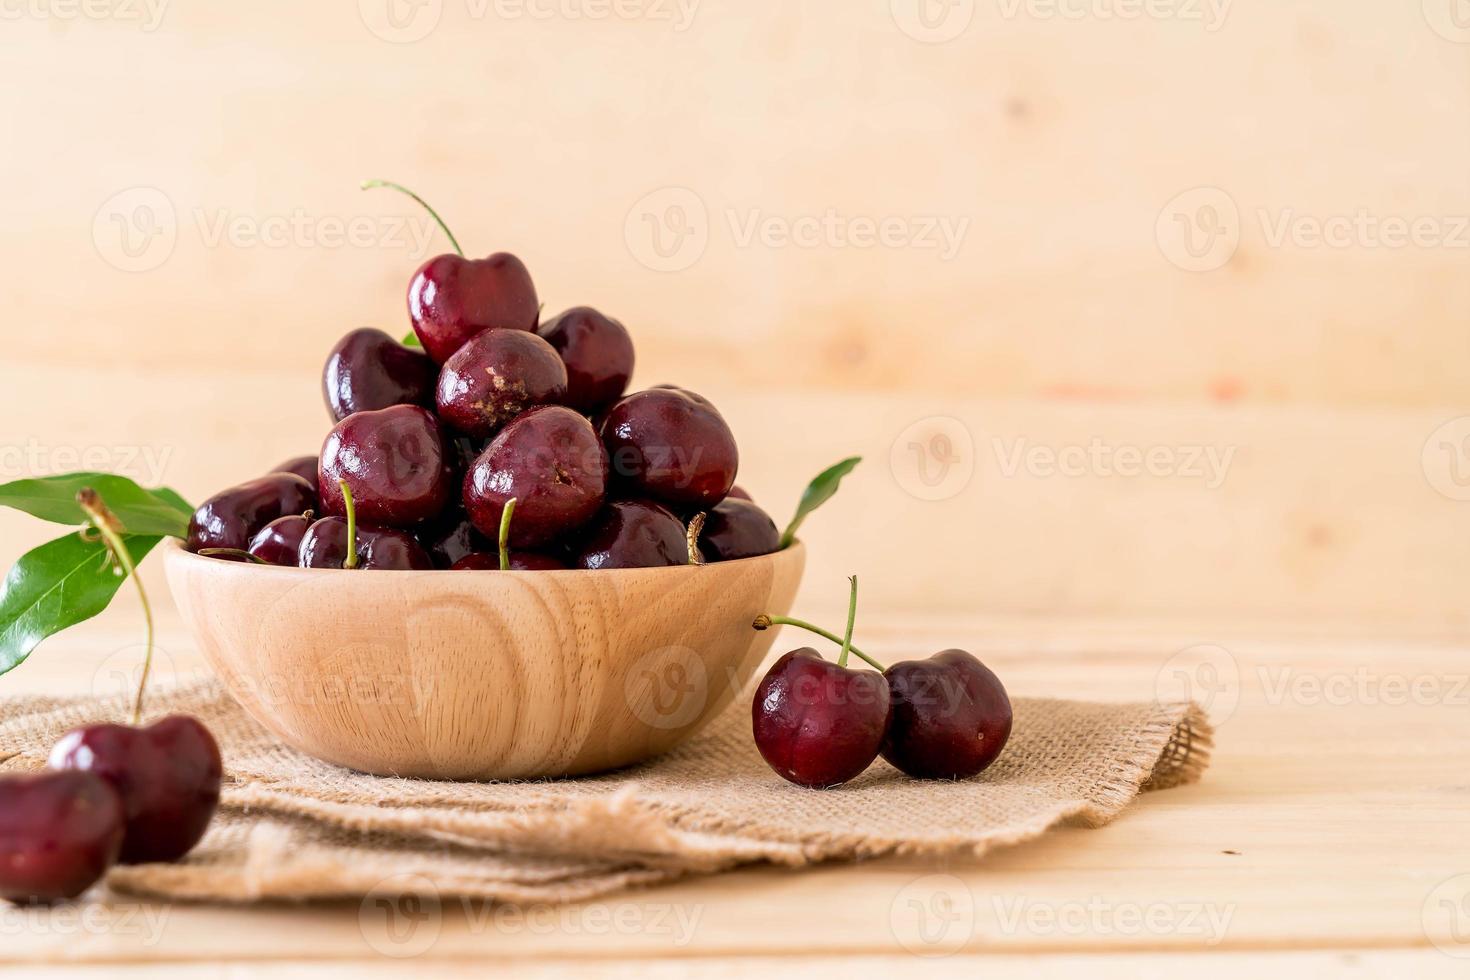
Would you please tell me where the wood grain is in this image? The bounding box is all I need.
[162,540,804,778]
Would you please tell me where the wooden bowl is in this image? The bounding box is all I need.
[163,539,805,780]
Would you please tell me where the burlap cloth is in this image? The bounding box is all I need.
[0,683,1211,905]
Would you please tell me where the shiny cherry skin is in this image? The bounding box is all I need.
[186,474,317,553]
[752,649,892,788]
[698,498,780,562]
[435,328,567,438]
[881,650,1012,780]
[417,509,489,568]
[537,307,635,413]
[726,485,751,501]
[602,387,738,508]
[319,405,451,527]
[451,551,567,570]
[323,327,436,422]
[269,456,319,485]
[463,406,608,548]
[49,716,222,865]
[297,517,435,570]
[247,514,313,566]
[567,499,687,569]
[408,252,539,363]
[0,771,124,903]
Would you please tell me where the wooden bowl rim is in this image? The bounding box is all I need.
[162,536,806,581]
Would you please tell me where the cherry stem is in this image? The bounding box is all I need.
[838,575,857,668]
[751,614,884,671]
[339,480,360,570]
[498,497,517,572]
[686,512,707,566]
[360,179,463,257]
[198,548,268,564]
[77,489,153,725]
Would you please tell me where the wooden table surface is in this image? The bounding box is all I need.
[2,607,1467,978]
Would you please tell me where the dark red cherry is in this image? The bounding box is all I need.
[435,328,567,438]
[536,307,635,413]
[567,499,687,569]
[417,509,489,568]
[323,326,436,422]
[269,456,319,484]
[48,716,221,865]
[751,649,892,788]
[186,473,317,553]
[881,650,1012,780]
[247,513,313,566]
[699,498,779,562]
[602,387,738,508]
[451,551,567,570]
[463,406,608,548]
[297,517,435,570]
[319,405,450,527]
[0,771,124,903]
[726,485,752,501]
[408,252,539,363]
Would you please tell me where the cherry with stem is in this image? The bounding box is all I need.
[339,479,360,570]
[76,488,153,725]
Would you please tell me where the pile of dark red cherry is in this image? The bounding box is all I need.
[186,250,776,570]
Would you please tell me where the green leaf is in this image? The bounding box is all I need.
[0,531,162,677]
[0,473,193,538]
[779,456,861,549]
[402,331,422,348]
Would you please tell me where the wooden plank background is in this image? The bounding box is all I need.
[1,1,1468,626]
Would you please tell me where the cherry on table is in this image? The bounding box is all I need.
[247,513,313,566]
[323,326,436,422]
[567,499,688,569]
[752,648,891,788]
[698,498,779,562]
[602,386,738,509]
[186,473,317,554]
[881,650,1012,780]
[537,306,635,414]
[0,771,124,903]
[463,406,608,548]
[435,328,567,438]
[48,716,221,865]
[319,405,451,528]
